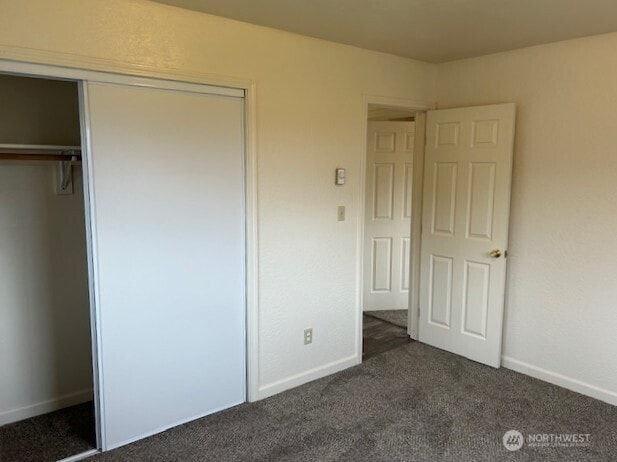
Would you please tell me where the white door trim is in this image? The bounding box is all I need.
[408,112,427,340]
[0,56,260,449]
[358,95,433,360]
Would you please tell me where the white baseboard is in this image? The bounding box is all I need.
[257,355,358,400]
[0,388,94,426]
[56,449,100,462]
[502,356,617,407]
[363,308,408,312]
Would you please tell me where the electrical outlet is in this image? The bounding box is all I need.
[337,206,345,221]
[304,328,313,345]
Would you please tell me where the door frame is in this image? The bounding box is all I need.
[0,57,260,452]
[358,95,433,359]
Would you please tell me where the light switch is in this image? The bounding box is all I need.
[335,168,346,185]
[337,206,345,221]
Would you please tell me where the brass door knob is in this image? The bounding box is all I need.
[489,249,502,258]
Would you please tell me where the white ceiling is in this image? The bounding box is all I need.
[152,0,617,63]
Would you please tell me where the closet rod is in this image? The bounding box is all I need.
[0,153,82,162]
[0,144,81,162]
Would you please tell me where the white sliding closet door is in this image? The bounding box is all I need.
[82,81,246,450]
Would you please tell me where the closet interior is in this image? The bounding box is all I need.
[0,74,96,461]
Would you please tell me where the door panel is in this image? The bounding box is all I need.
[467,163,496,239]
[462,261,490,338]
[428,255,453,328]
[364,121,415,311]
[371,237,392,292]
[373,163,395,219]
[419,104,515,367]
[401,237,411,291]
[403,164,413,218]
[432,162,457,235]
[83,82,246,449]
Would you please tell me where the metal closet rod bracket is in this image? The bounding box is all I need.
[59,150,80,193]
[0,144,82,195]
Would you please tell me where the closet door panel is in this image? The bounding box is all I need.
[83,82,245,450]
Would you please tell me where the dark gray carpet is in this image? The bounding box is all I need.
[365,309,408,328]
[0,402,95,462]
[91,343,617,461]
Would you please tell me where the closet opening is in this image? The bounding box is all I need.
[0,73,97,461]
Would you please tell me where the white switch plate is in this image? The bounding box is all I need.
[335,168,345,185]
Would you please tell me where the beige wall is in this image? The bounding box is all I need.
[0,166,93,425]
[0,74,80,145]
[0,0,437,398]
[437,32,617,404]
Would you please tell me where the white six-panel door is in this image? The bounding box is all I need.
[82,81,246,450]
[419,104,515,367]
[364,121,415,311]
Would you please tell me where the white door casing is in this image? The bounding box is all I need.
[364,121,415,311]
[419,104,515,367]
[83,81,246,450]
